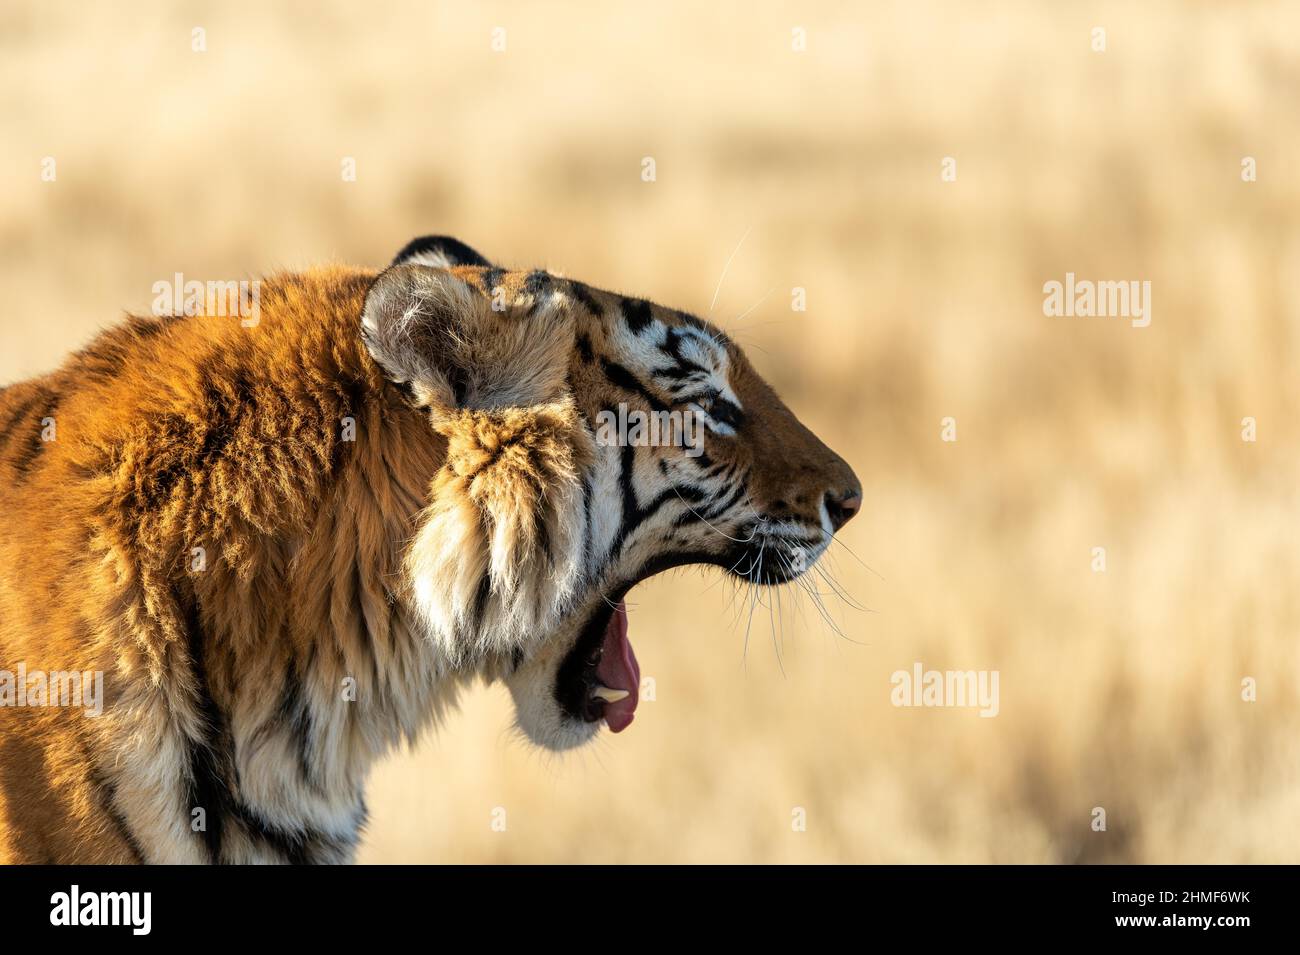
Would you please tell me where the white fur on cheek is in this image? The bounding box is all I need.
[503,636,601,751]
[403,402,594,669]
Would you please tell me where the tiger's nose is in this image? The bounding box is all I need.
[825,488,861,532]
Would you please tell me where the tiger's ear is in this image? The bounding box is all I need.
[391,235,493,269]
[361,264,573,412]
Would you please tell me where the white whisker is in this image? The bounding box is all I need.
[709,226,752,316]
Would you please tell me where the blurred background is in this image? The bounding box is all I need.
[3,1,1298,862]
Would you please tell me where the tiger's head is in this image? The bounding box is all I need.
[363,236,860,750]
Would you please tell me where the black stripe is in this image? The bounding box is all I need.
[186,599,341,863]
[672,508,704,529]
[447,364,470,406]
[0,391,43,460]
[652,363,706,382]
[71,317,175,388]
[608,442,710,560]
[84,755,147,863]
[179,591,232,863]
[621,297,653,334]
[703,480,748,521]
[674,309,727,342]
[482,267,505,297]
[568,281,603,317]
[523,271,553,316]
[472,571,493,632]
[600,359,669,413]
[533,503,553,569]
[11,397,57,484]
[277,651,325,794]
[580,473,594,573]
[613,481,709,560]
[708,397,745,431]
[524,270,550,296]
[389,377,419,403]
[228,804,325,865]
[655,328,711,380]
[355,562,384,698]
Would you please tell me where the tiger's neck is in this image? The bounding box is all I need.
[93,271,474,863]
[193,390,460,861]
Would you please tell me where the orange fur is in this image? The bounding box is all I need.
[0,254,858,863]
[0,267,448,862]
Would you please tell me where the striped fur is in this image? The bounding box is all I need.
[0,238,857,863]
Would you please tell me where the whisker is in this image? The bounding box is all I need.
[809,561,869,612]
[702,547,753,595]
[820,528,886,582]
[741,541,766,666]
[769,542,859,641]
[731,286,777,326]
[767,576,785,678]
[709,226,752,316]
[671,484,761,544]
[769,548,832,639]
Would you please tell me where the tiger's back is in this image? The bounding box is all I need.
[0,266,439,863]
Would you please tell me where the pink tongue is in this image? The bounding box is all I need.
[595,600,640,733]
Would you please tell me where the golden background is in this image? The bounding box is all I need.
[2,1,1297,862]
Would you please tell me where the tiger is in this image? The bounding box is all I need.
[0,235,860,864]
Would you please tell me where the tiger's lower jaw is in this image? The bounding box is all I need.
[505,543,820,752]
[504,592,640,751]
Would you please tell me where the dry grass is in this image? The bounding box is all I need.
[2,0,1298,862]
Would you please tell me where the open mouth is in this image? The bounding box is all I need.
[552,538,810,733]
[555,594,641,733]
